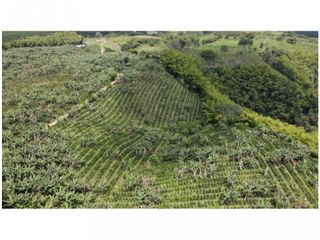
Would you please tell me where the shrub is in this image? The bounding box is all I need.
[266,143,309,166]
[240,180,275,198]
[121,38,160,51]
[200,49,219,62]
[205,102,243,125]
[176,157,218,180]
[138,187,161,206]
[124,56,129,63]
[201,37,217,45]
[104,47,114,52]
[64,81,83,90]
[287,37,297,44]
[129,49,139,54]
[124,173,143,191]
[220,45,228,52]
[238,37,253,46]
[124,174,161,206]
[220,188,238,205]
[80,136,95,147]
[276,35,284,41]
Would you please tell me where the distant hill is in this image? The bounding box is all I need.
[294,31,318,38]
[2,31,54,42]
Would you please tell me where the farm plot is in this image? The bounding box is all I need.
[57,64,317,208]
[2,34,318,208]
[106,124,318,208]
[57,66,202,206]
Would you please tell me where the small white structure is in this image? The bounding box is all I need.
[76,43,86,48]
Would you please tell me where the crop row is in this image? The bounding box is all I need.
[60,70,201,205]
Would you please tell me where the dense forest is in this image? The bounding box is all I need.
[207,64,318,130]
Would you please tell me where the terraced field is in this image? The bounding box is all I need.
[57,68,202,206]
[55,62,317,208]
[105,126,317,208]
[2,32,318,209]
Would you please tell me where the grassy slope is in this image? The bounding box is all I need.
[84,35,164,53]
[253,32,318,53]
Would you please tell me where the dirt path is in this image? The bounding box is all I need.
[100,38,107,54]
[47,73,123,128]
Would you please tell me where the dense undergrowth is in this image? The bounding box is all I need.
[160,49,318,156]
[261,48,318,89]
[207,64,318,130]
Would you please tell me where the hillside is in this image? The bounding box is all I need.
[2,31,318,208]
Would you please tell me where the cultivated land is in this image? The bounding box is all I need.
[2,31,318,208]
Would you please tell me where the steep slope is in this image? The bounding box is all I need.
[207,64,318,130]
[3,34,318,208]
[57,61,202,206]
[55,53,317,208]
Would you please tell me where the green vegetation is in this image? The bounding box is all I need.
[220,45,228,52]
[287,37,297,44]
[2,45,146,207]
[208,64,318,130]
[200,49,219,62]
[238,37,254,46]
[163,32,200,50]
[243,111,318,156]
[109,122,317,208]
[2,31,318,208]
[3,32,83,49]
[2,31,54,42]
[159,49,318,156]
[261,48,318,89]
[160,49,243,125]
[121,38,160,51]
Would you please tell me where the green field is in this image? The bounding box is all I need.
[2,31,318,208]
